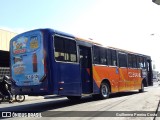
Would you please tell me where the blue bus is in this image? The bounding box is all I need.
[10,28,153,100]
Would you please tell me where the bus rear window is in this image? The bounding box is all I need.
[54,36,77,62]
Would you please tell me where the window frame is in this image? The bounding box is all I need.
[93,45,100,64]
[107,49,117,66]
[111,49,117,66]
[93,45,109,66]
[118,52,127,68]
[128,54,133,68]
[53,34,78,63]
[99,47,107,65]
[132,54,137,68]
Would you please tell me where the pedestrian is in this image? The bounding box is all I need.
[0,76,13,103]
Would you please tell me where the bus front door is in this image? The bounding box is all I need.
[79,46,93,94]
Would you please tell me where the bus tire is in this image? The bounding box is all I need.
[67,96,81,101]
[99,82,110,99]
[139,82,144,93]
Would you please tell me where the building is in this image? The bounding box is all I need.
[152,0,160,5]
[0,29,17,79]
[0,29,17,51]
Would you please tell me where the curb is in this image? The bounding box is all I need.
[24,95,60,101]
[25,95,44,101]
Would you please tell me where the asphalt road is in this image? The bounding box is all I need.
[0,83,160,120]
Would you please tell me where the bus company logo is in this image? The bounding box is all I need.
[1,112,12,117]
[128,72,141,78]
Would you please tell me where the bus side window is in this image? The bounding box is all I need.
[64,40,77,62]
[54,36,77,62]
[132,55,137,68]
[100,47,107,65]
[128,54,133,68]
[93,46,100,64]
[140,57,144,68]
[137,56,140,68]
[107,49,117,66]
[57,54,64,61]
[107,49,112,65]
[143,58,146,68]
[118,52,127,67]
[54,37,65,61]
[112,50,117,66]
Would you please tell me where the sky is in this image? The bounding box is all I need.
[1,0,160,71]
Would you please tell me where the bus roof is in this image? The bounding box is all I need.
[10,28,151,59]
[75,37,101,46]
[107,46,151,58]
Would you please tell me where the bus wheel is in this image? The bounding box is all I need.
[99,82,110,99]
[139,82,144,93]
[67,96,81,101]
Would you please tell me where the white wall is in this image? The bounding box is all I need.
[0,29,17,51]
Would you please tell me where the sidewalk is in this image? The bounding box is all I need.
[24,95,61,101]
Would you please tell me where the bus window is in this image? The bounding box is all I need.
[100,48,107,65]
[93,46,100,64]
[118,52,127,67]
[107,49,112,65]
[143,58,146,68]
[140,57,144,68]
[137,56,140,68]
[132,55,137,68]
[54,36,77,62]
[128,54,132,68]
[107,49,117,66]
[93,46,108,65]
[105,49,108,65]
[112,50,117,66]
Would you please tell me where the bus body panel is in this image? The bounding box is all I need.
[10,30,45,86]
[127,68,142,90]
[10,30,48,95]
[93,66,143,93]
[53,62,81,96]
[93,66,119,93]
[10,28,153,97]
[118,68,127,91]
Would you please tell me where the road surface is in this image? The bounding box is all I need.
[0,82,160,120]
